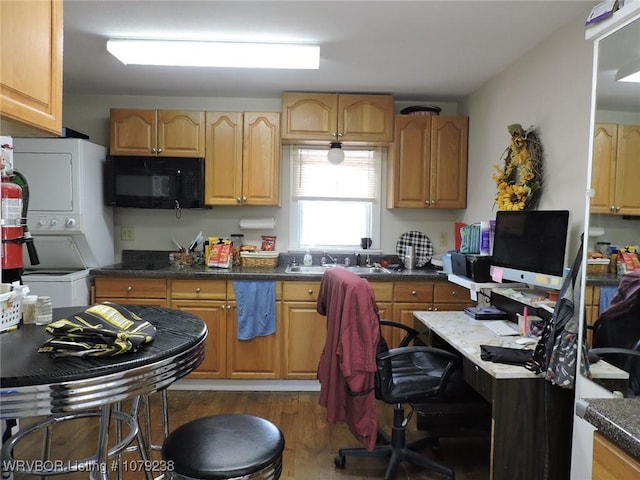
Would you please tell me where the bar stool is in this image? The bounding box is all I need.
[161,414,285,480]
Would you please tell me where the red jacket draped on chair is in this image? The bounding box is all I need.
[316,267,380,451]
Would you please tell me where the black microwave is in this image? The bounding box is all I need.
[105,156,206,209]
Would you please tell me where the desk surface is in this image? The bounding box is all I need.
[414,311,627,381]
[0,305,207,418]
[415,311,539,379]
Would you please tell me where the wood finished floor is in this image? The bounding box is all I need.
[9,390,490,479]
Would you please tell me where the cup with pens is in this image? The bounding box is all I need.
[518,306,545,337]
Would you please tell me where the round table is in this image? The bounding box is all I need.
[0,305,207,478]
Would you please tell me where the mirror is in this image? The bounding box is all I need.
[582,13,640,396]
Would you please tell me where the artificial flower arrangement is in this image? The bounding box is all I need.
[493,124,544,211]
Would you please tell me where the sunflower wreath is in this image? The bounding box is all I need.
[492,124,544,211]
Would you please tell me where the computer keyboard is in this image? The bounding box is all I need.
[483,320,520,336]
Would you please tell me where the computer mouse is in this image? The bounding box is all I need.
[515,338,538,345]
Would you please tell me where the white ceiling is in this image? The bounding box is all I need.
[64,0,597,103]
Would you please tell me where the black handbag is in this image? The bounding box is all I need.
[480,345,533,366]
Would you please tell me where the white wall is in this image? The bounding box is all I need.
[461,8,594,261]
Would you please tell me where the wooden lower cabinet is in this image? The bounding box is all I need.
[584,285,601,347]
[433,282,475,311]
[171,299,227,379]
[593,431,640,479]
[226,300,283,379]
[93,277,167,306]
[94,276,474,380]
[170,279,282,379]
[390,281,434,347]
[282,281,324,379]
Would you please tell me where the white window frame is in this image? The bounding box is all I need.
[288,146,382,252]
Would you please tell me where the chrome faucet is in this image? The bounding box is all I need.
[321,252,338,265]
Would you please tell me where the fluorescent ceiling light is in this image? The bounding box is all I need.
[615,57,640,83]
[106,39,320,69]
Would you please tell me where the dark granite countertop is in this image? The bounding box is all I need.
[577,397,640,461]
[586,272,621,286]
[90,250,452,281]
[90,262,449,282]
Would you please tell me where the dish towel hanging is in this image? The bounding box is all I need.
[598,286,618,313]
[233,280,276,340]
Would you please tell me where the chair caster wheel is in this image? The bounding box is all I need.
[335,454,346,469]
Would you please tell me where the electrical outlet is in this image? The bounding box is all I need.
[439,231,448,246]
[121,226,135,241]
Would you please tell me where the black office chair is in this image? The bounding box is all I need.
[334,318,490,480]
[589,302,640,396]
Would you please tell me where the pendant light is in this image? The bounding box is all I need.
[327,142,345,165]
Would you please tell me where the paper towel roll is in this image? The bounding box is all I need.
[239,217,277,230]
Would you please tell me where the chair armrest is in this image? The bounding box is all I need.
[379,319,424,347]
[590,347,640,358]
[377,345,461,363]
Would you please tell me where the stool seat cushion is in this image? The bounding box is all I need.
[162,414,285,479]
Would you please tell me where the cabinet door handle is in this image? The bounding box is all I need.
[308,289,314,295]
[451,291,457,296]
[151,148,157,154]
[157,148,162,154]
[610,206,616,211]
[127,286,133,292]
[242,196,247,202]
[411,290,417,296]
[236,197,242,203]
[615,206,621,212]
[195,287,201,293]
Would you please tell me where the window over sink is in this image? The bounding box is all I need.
[289,146,382,251]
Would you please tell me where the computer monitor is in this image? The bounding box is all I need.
[490,210,570,291]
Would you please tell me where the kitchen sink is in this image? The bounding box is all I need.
[284,265,390,275]
[284,265,334,274]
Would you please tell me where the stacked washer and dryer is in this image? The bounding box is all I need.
[13,138,114,308]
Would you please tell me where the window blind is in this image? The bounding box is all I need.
[292,148,378,200]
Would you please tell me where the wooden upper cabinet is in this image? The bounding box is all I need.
[157,110,205,157]
[243,112,281,206]
[388,115,468,209]
[0,0,62,136]
[110,109,205,157]
[281,92,394,143]
[204,112,244,206]
[204,111,280,206]
[614,124,640,216]
[591,123,640,216]
[591,123,618,214]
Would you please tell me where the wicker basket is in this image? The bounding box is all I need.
[240,252,279,268]
[0,283,26,332]
[587,258,610,274]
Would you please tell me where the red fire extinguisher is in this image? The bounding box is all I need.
[1,174,25,273]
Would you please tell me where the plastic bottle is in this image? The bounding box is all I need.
[303,250,313,266]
